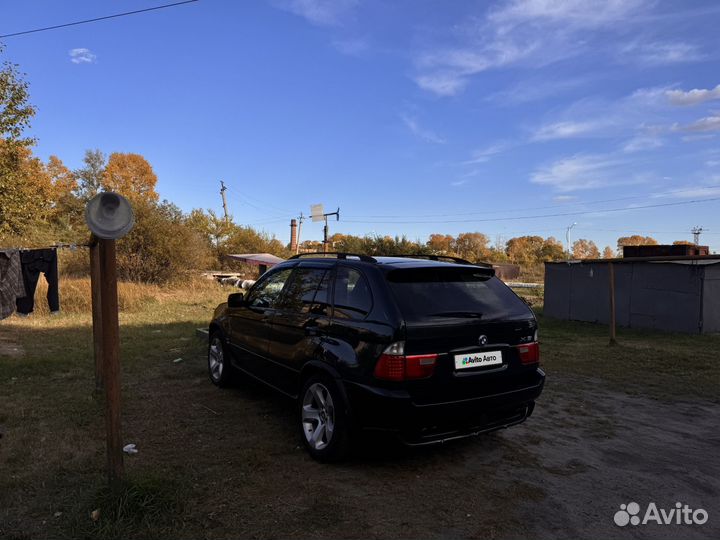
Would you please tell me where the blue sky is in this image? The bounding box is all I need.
[3,0,720,251]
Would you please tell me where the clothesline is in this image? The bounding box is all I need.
[0,243,88,252]
[0,246,62,319]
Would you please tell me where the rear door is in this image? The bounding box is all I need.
[385,266,538,403]
[228,267,293,380]
[267,266,333,395]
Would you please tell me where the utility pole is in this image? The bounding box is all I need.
[322,208,340,253]
[692,226,704,245]
[310,204,340,253]
[296,212,304,254]
[566,222,577,260]
[220,180,229,222]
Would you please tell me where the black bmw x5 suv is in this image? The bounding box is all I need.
[207,253,545,461]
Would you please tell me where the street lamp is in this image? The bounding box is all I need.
[566,222,577,260]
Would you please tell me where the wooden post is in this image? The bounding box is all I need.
[89,241,103,393]
[99,238,124,486]
[609,262,617,346]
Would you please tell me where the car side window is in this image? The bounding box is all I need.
[333,267,372,319]
[279,268,327,313]
[246,268,292,308]
[310,268,333,315]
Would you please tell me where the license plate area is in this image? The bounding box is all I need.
[454,350,503,370]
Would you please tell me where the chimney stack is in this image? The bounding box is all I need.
[290,219,298,252]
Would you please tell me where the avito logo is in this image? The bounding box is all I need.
[614,502,708,527]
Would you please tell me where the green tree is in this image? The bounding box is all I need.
[74,149,106,200]
[116,199,211,283]
[0,47,39,238]
[0,45,35,144]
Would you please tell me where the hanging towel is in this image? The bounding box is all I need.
[16,248,60,315]
[0,250,26,320]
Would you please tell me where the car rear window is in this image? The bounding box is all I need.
[386,267,532,323]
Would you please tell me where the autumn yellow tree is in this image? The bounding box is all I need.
[602,246,615,258]
[506,236,545,265]
[102,152,159,201]
[617,235,657,251]
[453,232,490,262]
[426,234,454,254]
[572,238,600,259]
[0,141,53,238]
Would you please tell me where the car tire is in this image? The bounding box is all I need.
[208,332,234,387]
[299,374,351,462]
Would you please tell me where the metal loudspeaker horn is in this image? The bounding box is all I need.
[85,192,135,240]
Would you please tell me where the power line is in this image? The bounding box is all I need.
[0,0,199,38]
[225,186,294,216]
[343,184,720,220]
[342,196,720,224]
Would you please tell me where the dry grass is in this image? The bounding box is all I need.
[26,277,227,316]
[2,279,719,539]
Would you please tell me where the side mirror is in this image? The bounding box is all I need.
[228,292,246,308]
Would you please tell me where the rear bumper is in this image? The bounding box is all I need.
[344,368,545,445]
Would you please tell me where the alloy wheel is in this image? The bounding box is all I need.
[208,337,224,382]
[302,382,335,450]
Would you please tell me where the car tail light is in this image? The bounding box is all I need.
[516,342,540,365]
[373,342,438,381]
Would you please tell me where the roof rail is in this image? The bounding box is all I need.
[393,254,490,266]
[288,252,378,263]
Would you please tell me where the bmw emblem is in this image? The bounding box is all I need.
[478,335,488,346]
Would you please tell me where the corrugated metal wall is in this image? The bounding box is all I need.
[544,261,708,334]
[702,264,720,333]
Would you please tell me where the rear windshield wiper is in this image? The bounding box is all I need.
[427,311,484,319]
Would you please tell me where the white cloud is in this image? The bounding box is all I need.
[400,115,446,144]
[678,115,720,133]
[413,0,655,96]
[665,84,720,106]
[532,120,607,141]
[621,41,702,65]
[653,182,720,199]
[69,48,96,64]
[414,73,468,97]
[462,142,508,164]
[487,76,589,105]
[488,0,646,29]
[553,195,577,202]
[623,135,663,153]
[530,154,623,192]
[273,0,357,26]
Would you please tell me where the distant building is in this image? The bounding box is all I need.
[544,254,720,334]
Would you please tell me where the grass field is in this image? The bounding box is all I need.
[1,278,718,539]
